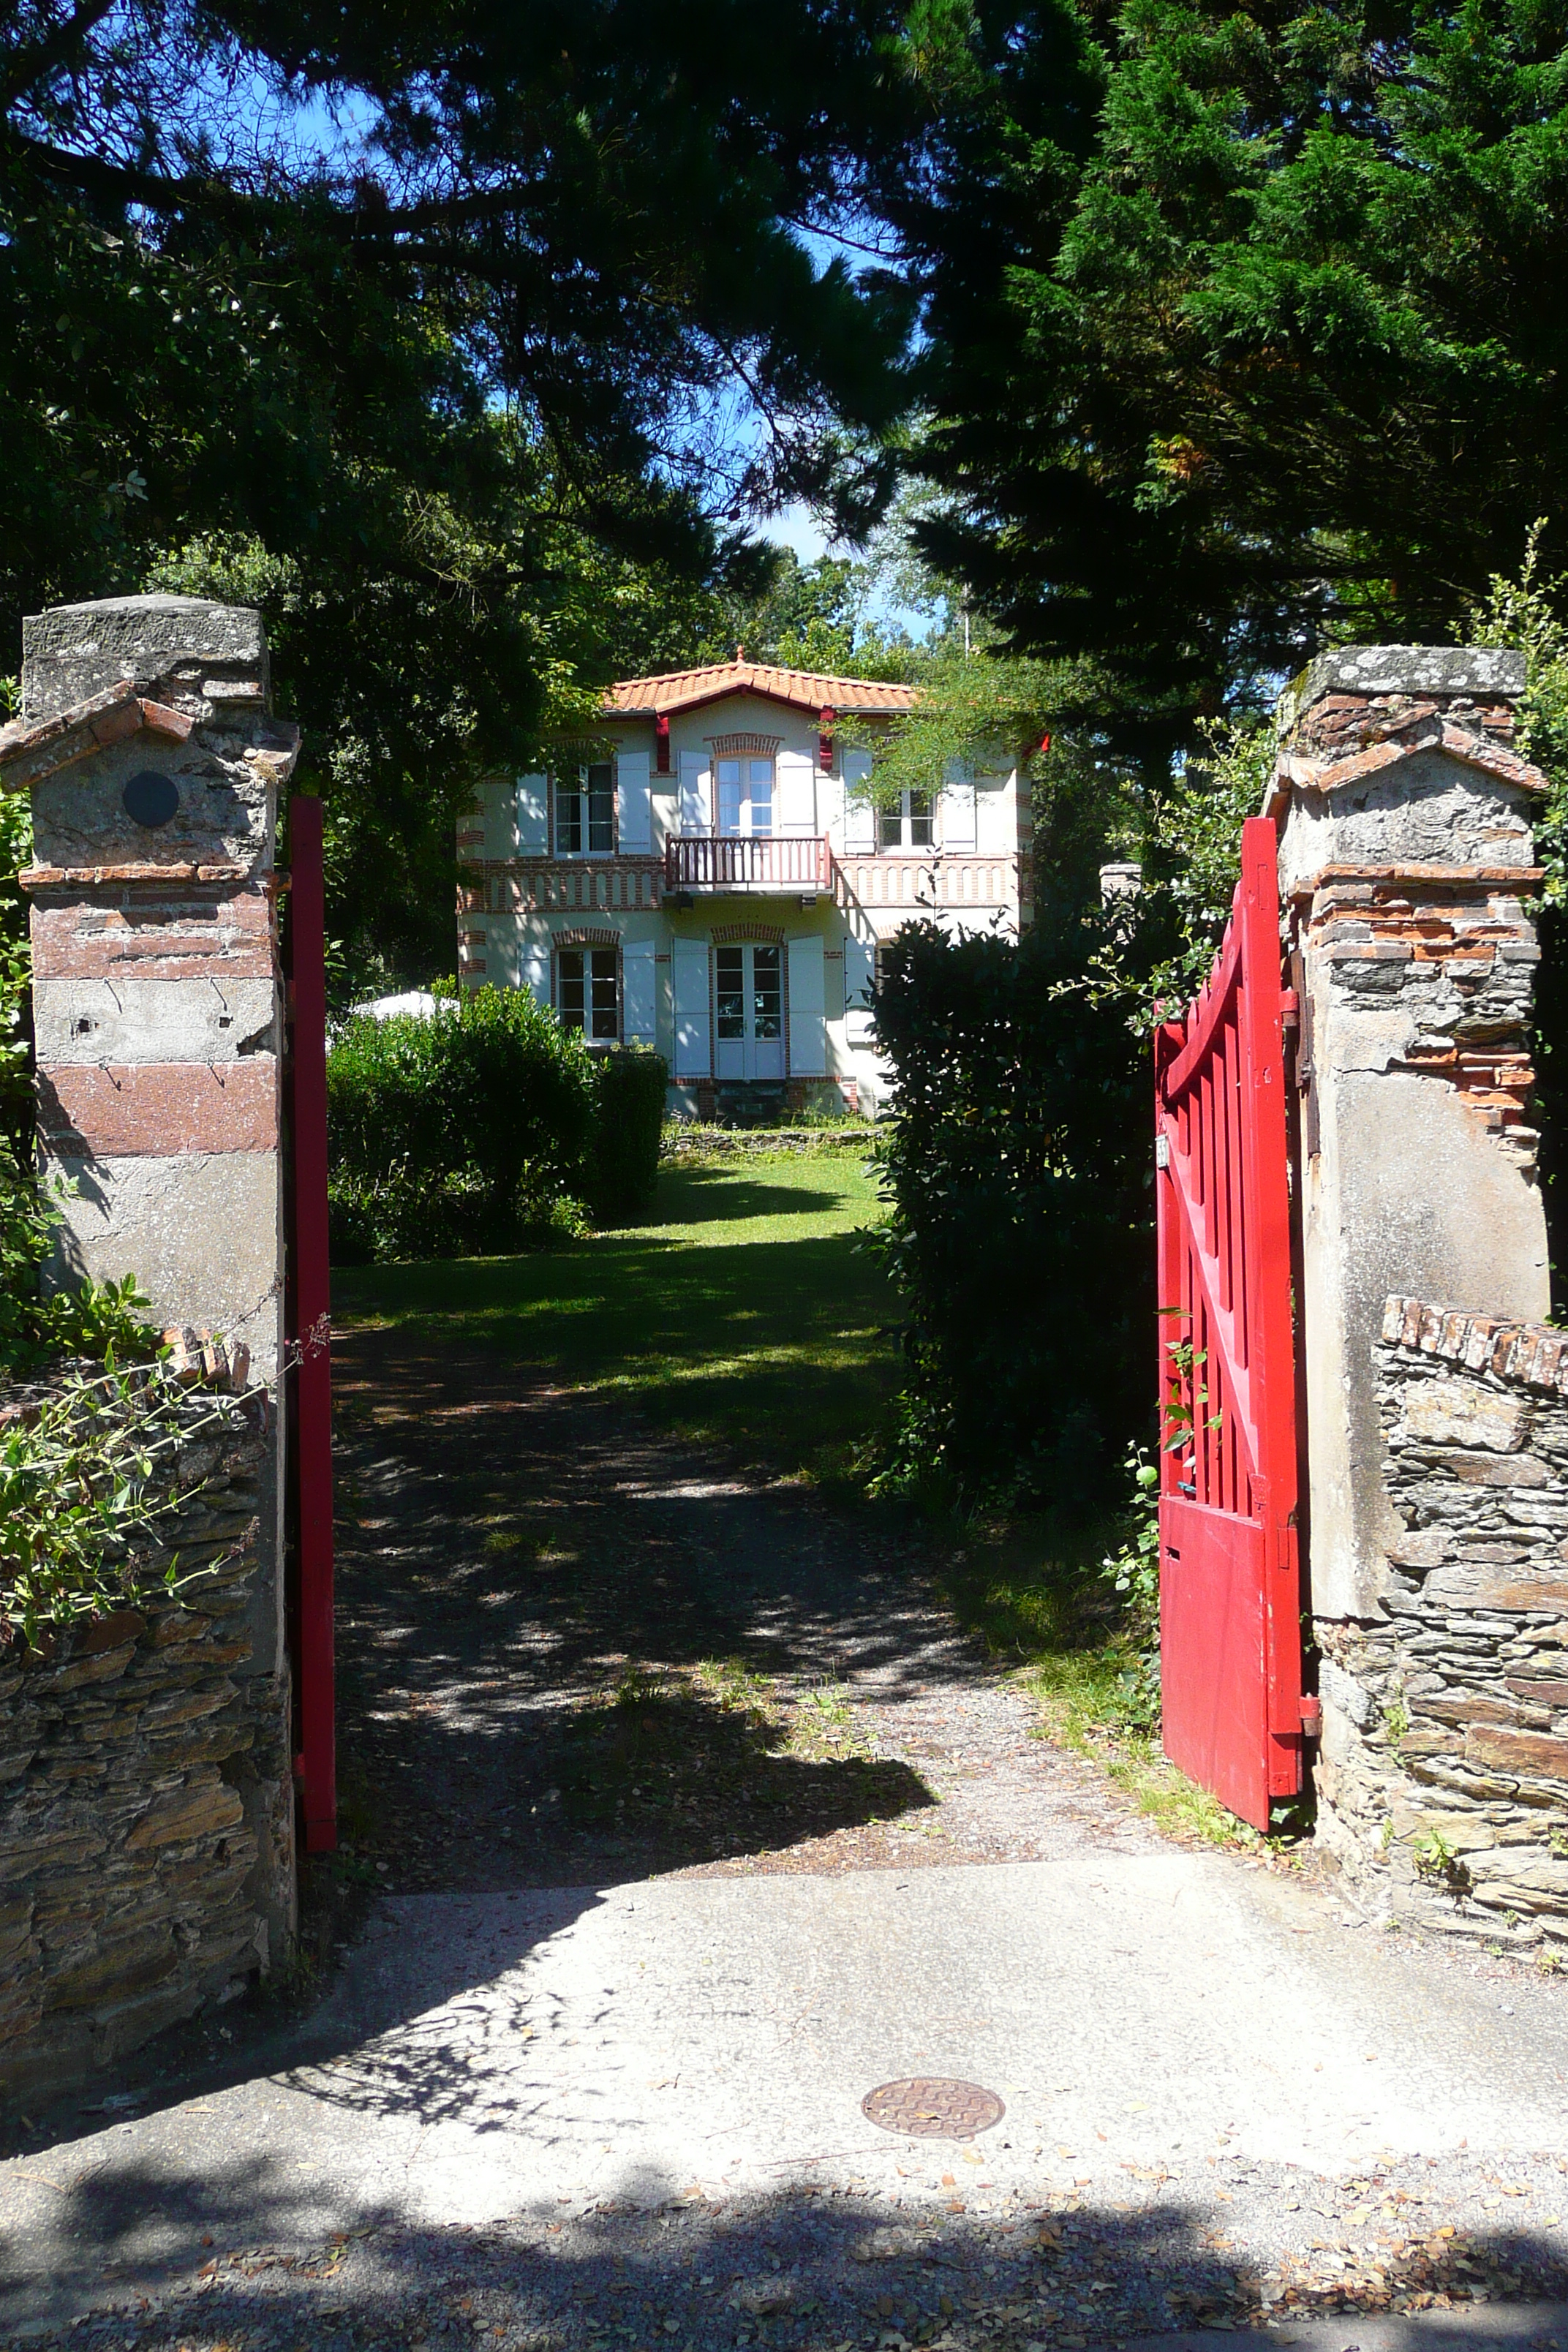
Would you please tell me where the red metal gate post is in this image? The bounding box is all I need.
[288,795,336,1852]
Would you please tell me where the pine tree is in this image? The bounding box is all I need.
[897,0,1568,714]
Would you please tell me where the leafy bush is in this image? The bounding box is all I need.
[872,908,1163,1511]
[0,1360,238,1646]
[0,1145,163,1373]
[586,1049,669,1226]
[327,987,597,1262]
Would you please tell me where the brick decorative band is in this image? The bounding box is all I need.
[1382,1294,1568,1395]
[38,1060,279,1155]
[21,862,252,889]
[1286,863,1545,900]
[705,733,783,756]
[30,890,276,982]
[553,927,621,949]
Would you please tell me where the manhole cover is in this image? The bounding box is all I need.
[862,2078,1005,2140]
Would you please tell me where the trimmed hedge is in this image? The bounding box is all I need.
[327,993,671,1262]
[328,988,596,1262]
[872,916,1155,1509]
[588,1049,669,1225]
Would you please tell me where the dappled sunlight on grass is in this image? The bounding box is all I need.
[335,1148,896,1485]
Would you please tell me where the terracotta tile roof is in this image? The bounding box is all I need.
[603,659,916,719]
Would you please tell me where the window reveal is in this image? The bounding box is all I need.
[556,762,615,855]
[558,946,619,1040]
[878,788,933,851]
[715,756,774,837]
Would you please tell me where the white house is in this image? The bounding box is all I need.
[456,657,1033,1116]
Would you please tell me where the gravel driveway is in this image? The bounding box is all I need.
[2,1327,1567,2352]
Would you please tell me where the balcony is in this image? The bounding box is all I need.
[663,834,832,894]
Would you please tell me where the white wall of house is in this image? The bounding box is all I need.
[455,682,1030,1114]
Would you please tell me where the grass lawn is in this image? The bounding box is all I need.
[333,1144,898,1488]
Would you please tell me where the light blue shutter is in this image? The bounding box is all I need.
[622,938,657,1044]
[519,936,550,1006]
[617,750,652,853]
[671,938,710,1075]
[941,758,977,851]
[841,748,875,853]
[678,750,710,834]
[516,774,549,853]
[844,932,875,1043]
[787,935,826,1076]
[777,747,817,836]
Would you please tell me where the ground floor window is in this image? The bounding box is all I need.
[873,941,906,995]
[715,941,784,1079]
[558,945,619,1039]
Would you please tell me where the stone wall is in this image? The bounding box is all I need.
[1314,1294,1568,1950]
[0,1368,293,2103]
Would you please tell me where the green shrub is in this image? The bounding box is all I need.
[872,911,1159,1511]
[587,1049,668,1225]
[0,1145,162,1372]
[327,988,595,1262]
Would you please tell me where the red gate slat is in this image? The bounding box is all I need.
[1155,818,1303,1830]
[285,796,337,1855]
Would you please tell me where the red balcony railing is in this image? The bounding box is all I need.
[664,834,832,892]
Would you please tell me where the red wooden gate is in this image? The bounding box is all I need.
[284,796,336,1854]
[1153,816,1304,1831]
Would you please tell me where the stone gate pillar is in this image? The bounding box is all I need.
[8,595,295,1382]
[0,593,298,1964]
[1272,645,1550,1626]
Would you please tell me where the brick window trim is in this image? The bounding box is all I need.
[708,920,785,945]
[553,925,622,951]
[706,733,783,758]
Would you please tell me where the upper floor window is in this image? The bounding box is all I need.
[557,946,619,1039]
[716,755,774,837]
[557,763,614,856]
[879,788,933,851]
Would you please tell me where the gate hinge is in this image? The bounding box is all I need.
[1280,987,1300,1033]
[1299,1695,1322,1738]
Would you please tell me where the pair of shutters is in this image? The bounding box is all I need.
[671,936,826,1077]
[515,756,652,855]
[516,935,657,1044]
[837,750,977,853]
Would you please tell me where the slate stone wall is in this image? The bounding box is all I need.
[1314,1294,1568,1948]
[0,1378,293,2103]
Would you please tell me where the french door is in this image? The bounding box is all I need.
[716,756,774,837]
[715,943,784,1079]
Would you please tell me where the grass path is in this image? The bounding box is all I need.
[334,1145,896,1490]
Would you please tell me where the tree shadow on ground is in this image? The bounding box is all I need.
[633,1167,851,1225]
[7,2149,1568,2351]
[323,1330,973,1899]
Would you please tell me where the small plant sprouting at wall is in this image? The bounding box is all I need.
[1412,1828,1473,1902]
